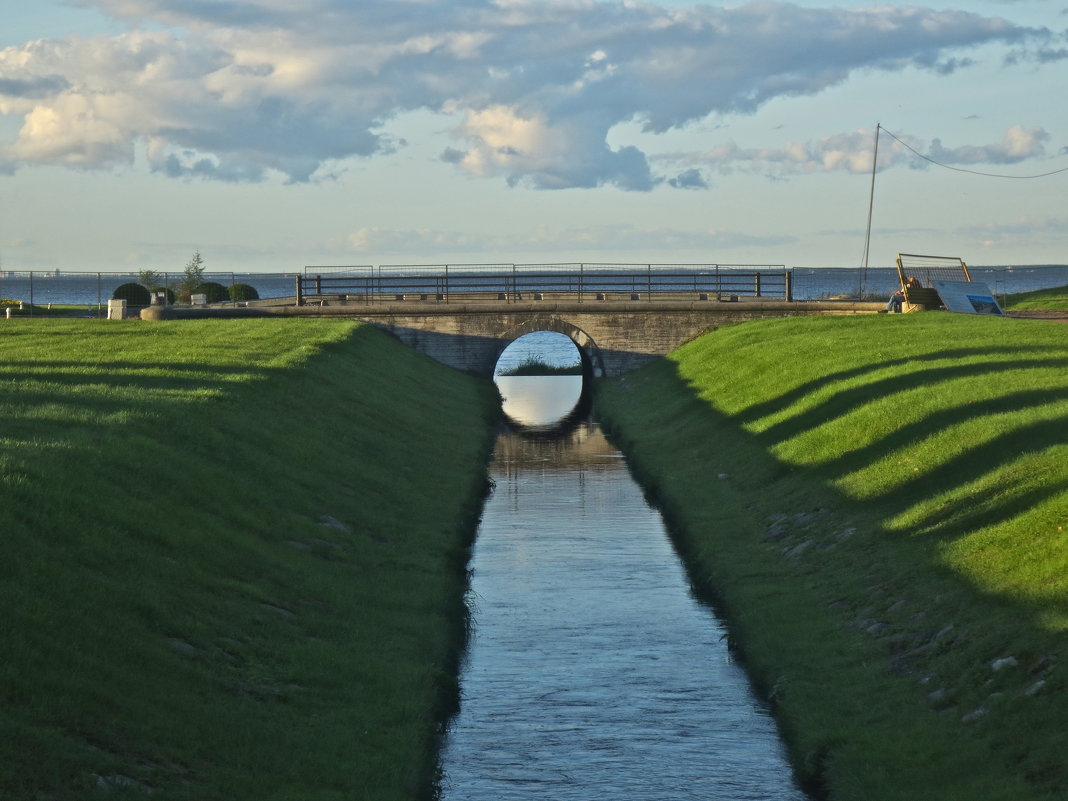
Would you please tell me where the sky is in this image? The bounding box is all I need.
[1,0,1067,273]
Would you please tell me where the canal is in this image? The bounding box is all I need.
[436,356,807,799]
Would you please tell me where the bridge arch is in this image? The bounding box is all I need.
[493,315,605,379]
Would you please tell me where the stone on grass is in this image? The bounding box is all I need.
[991,656,1018,672]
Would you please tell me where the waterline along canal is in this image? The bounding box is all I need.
[437,373,807,800]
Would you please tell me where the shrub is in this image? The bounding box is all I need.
[193,282,229,303]
[229,283,260,302]
[112,282,151,306]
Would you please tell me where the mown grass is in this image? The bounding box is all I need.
[596,313,1067,801]
[1002,284,1068,310]
[0,319,498,801]
[1,302,97,317]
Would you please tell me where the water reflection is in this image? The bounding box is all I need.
[437,420,807,800]
[496,375,585,430]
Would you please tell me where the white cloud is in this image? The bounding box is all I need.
[652,125,1054,180]
[346,221,795,256]
[963,214,1068,247]
[0,1,1054,188]
[928,124,1049,164]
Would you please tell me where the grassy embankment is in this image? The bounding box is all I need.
[0,319,498,801]
[597,313,1067,801]
[1001,284,1068,311]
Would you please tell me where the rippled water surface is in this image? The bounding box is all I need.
[438,421,807,800]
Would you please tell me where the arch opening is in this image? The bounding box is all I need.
[491,316,604,380]
[493,330,593,432]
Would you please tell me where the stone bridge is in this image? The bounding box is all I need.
[213,298,881,377]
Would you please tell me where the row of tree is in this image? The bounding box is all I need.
[116,252,259,305]
[137,251,207,304]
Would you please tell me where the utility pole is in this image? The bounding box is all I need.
[861,122,880,298]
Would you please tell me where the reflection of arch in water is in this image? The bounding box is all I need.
[493,316,605,380]
[499,375,594,439]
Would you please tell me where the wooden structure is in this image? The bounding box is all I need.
[895,253,971,311]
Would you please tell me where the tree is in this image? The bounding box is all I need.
[137,269,161,289]
[177,251,206,303]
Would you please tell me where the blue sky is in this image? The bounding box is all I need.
[1,0,1066,273]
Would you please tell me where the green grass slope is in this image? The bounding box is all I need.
[1002,284,1068,310]
[0,319,498,801]
[597,313,1068,801]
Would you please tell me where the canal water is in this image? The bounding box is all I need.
[436,371,807,800]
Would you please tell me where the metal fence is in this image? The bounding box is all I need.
[298,263,792,304]
[2,264,1065,312]
[0,271,300,313]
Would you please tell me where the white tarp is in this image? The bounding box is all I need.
[931,280,1004,316]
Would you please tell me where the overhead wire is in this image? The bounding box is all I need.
[879,126,1068,179]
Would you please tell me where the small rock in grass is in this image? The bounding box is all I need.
[762,523,790,542]
[933,624,954,641]
[783,539,815,561]
[961,706,988,723]
[1030,654,1057,675]
[991,656,1018,672]
[95,774,151,793]
[793,509,830,527]
[318,515,352,533]
[1025,680,1048,697]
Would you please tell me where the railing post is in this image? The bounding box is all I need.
[579,263,584,303]
[296,274,304,306]
[755,273,761,297]
[29,271,34,313]
[785,269,793,302]
[445,265,449,304]
[315,274,322,297]
[647,264,651,299]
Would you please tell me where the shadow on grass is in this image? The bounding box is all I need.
[0,322,498,801]
[809,388,1068,481]
[751,357,1068,443]
[599,342,1068,799]
[734,346,1066,427]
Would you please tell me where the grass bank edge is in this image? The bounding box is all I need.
[595,313,1067,801]
[0,319,500,801]
[1001,283,1068,310]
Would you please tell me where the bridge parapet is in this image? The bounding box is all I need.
[296,264,794,306]
[141,298,883,377]
[310,299,881,377]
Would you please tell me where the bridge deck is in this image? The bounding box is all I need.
[245,294,883,316]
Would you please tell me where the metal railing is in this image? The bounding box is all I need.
[296,263,792,305]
